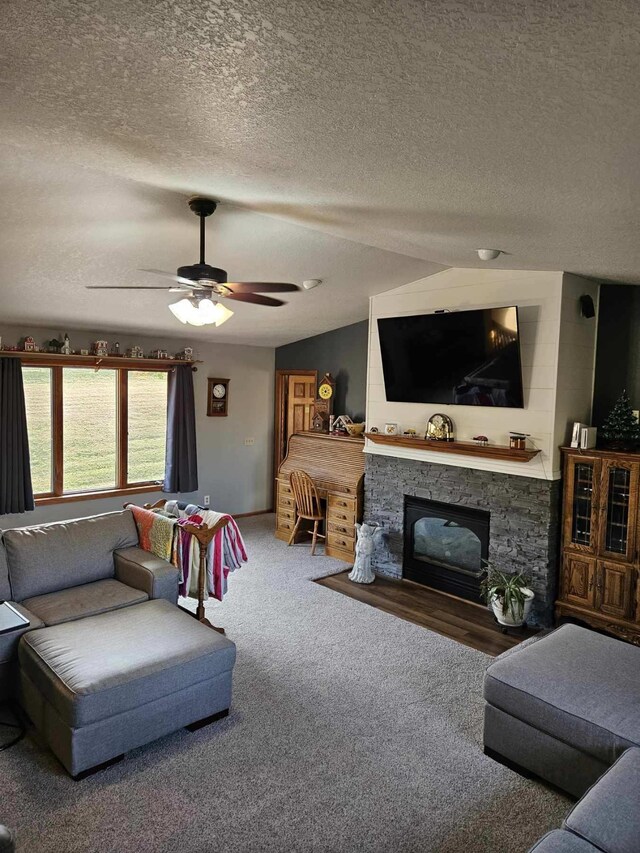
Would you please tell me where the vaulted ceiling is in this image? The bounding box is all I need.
[1,0,639,345]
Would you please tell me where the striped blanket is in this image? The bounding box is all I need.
[126,502,247,603]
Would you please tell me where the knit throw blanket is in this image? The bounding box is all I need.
[128,505,178,564]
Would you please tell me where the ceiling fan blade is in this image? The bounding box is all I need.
[86,285,181,290]
[225,292,286,307]
[225,282,300,293]
[139,268,200,287]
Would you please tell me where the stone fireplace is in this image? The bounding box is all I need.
[365,454,561,627]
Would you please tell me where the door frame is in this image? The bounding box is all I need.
[273,369,317,506]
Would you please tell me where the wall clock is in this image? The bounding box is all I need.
[207,378,230,417]
[317,373,335,412]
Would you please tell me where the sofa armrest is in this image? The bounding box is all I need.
[113,547,179,604]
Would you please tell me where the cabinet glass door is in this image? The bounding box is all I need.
[565,458,598,552]
[599,461,639,562]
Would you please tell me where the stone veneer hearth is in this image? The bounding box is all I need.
[364,454,561,627]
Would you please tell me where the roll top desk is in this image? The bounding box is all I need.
[275,432,365,562]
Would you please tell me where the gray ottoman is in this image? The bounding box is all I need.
[483,624,640,797]
[18,599,236,778]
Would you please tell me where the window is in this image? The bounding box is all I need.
[22,364,168,502]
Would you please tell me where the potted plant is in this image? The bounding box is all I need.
[481,565,534,628]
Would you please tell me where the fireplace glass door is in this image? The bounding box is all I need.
[413,517,482,577]
[404,496,489,602]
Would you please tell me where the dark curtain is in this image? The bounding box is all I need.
[164,365,198,493]
[0,358,35,514]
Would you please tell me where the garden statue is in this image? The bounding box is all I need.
[348,522,382,584]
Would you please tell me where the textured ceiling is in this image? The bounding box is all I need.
[1,0,640,343]
[0,149,437,345]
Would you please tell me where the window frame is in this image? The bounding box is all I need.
[23,358,168,505]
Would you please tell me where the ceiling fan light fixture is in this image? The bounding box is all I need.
[169,296,234,327]
[168,298,194,324]
[213,302,234,326]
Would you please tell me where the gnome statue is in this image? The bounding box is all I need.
[348,522,382,584]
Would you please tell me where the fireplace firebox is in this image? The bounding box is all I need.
[403,496,490,603]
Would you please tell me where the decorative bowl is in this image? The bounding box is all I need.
[345,423,366,436]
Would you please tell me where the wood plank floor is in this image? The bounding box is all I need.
[314,571,538,656]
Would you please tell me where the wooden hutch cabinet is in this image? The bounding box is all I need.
[557,447,640,644]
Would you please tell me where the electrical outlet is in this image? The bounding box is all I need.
[203,495,210,506]
[244,438,255,446]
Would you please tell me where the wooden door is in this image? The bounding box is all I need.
[561,554,596,609]
[563,455,600,555]
[596,560,635,619]
[287,374,316,437]
[273,370,317,507]
[597,459,640,563]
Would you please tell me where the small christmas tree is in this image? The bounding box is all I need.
[601,390,640,449]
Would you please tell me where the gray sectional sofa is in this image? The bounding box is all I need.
[529,747,640,852]
[484,624,640,851]
[0,510,236,778]
[484,624,640,798]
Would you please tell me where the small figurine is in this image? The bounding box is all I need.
[112,341,121,356]
[348,523,383,584]
[403,428,417,437]
[149,349,168,359]
[126,345,144,359]
[369,426,379,434]
[311,411,329,433]
[473,435,489,446]
[332,415,353,434]
[509,432,529,450]
[23,336,37,352]
[93,340,109,357]
[61,334,71,355]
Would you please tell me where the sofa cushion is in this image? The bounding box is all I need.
[563,747,640,853]
[18,599,237,727]
[484,624,640,765]
[528,830,600,852]
[23,579,148,626]
[4,511,139,601]
[0,603,43,665]
[0,539,11,601]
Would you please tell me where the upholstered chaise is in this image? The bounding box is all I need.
[0,509,237,778]
[0,510,179,695]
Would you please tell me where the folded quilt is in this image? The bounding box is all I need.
[128,504,178,564]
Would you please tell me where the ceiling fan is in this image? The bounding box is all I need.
[86,197,300,326]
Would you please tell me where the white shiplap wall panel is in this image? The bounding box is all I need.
[366,268,600,480]
[366,268,566,479]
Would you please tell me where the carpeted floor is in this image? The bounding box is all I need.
[2,515,570,853]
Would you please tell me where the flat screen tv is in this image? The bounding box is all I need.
[377,306,524,408]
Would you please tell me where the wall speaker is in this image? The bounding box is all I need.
[580,294,596,318]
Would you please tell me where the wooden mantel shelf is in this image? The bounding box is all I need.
[0,350,200,370]
[365,432,541,463]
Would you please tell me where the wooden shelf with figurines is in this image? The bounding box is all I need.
[0,335,200,370]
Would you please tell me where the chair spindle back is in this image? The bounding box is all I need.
[289,470,320,518]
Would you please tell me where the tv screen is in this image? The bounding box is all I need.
[377,306,524,408]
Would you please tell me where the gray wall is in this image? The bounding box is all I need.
[592,285,638,426]
[275,320,368,421]
[0,323,274,527]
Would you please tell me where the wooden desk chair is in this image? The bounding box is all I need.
[288,469,326,556]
